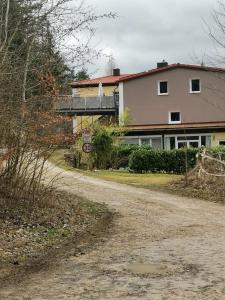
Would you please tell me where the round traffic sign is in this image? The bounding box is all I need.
[82,143,93,153]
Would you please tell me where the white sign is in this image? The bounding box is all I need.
[83,133,92,144]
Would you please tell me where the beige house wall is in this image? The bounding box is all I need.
[72,85,118,131]
[212,132,225,147]
[74,85,118,97]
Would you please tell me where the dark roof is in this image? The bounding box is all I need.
[118,64,225,83]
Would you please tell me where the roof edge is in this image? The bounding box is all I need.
[118,64,225,83]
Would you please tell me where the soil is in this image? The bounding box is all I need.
[0,191,112,289]
[1,163,225,299]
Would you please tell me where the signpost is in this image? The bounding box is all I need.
[82,143,93,153]
[83,133,92,144]
[82,129,92,153]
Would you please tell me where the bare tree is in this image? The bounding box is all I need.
[0,0,115,206]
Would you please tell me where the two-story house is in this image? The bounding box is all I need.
[117,62,225,149]
[58,62,225,149]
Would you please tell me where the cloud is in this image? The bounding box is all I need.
[83,0,219,76]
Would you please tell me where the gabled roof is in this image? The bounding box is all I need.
[71,64,225,88]
[118,64,225,83]
[71,74,131,88]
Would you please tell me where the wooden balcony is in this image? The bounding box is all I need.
[55,95,119,116]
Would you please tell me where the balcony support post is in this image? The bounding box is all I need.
[72,115,78,134]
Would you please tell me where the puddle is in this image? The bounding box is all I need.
[126,263,168,275]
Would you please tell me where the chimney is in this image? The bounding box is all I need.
[157,60,168,69]
[113,68,120,76]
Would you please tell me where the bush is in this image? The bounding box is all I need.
[91,126,113,169]
[129,148,199,174]
[209,146,225,160]
[110,144,139,169]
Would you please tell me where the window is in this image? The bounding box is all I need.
[158,81,168,95]
[165,134,211,150]
[141,138,150,145]
[190,79,201,93]
[122,138,139,145]
[219,140,225,146]
[140,137,162,149]
[169,111,181,124]
[151,137,162,149]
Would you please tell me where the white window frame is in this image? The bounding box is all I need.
[168,111,181,124]
[164,133,211,150]
[189,78,201,94]
[157,80,169,96]
[122,135,162,148]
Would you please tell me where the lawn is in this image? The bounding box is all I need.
[49,149,182,191]
[81,170,182,191]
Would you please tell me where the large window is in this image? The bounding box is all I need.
[165,134,211,150]
[169,111,181,124]
[122,136,162,149]
[190,79,201,93]
[158,80,168,95]
[140,137,162,149]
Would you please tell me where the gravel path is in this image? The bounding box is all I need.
[1,165,225,299]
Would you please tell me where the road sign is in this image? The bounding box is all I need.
[83,133,92,144]
[82,143,93,153]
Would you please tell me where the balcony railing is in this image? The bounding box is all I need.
[55,95,118,115]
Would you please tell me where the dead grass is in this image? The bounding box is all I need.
[49,149,73,171]
[171,175,225,203]
[0,190,111,285]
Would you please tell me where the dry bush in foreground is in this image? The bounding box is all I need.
[173,149,225,202]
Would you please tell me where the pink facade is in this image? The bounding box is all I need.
[121,67,225,126]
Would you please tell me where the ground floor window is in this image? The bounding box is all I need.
[219,140,225,146]
[122,136,162,149]
[122,138,139,145]
[122,134,212,150]
[164,134,211,150]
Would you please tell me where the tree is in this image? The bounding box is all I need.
[0,0,115,203]
[75,68,90,81]
[207,1,225,66]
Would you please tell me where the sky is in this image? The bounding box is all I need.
[84,0,221,76]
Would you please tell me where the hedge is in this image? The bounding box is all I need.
[128,148,199,174]
[109,145,225,173]
[110,144,140,168]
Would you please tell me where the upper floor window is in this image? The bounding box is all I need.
[190,79,201,93]
[158,80,168,95]
[169,111,181,124]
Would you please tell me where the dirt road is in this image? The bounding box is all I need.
[1,165,225,299]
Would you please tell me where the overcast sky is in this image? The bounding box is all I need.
[84,0,221,76]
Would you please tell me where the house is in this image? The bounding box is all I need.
[117,62,225,149]
[58,62,225,149]
[68,69,131,131]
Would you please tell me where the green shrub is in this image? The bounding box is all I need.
[129,148,199,174]
[91,126,113,169]
[209,146,225,160]
[110,144,139,168]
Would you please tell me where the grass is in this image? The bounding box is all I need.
[50,149,225,204]
[80,170,182,191]
[49,149,182,191]
[49,149,74,171]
